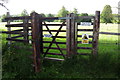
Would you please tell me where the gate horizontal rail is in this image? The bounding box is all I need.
[5,16,95,21]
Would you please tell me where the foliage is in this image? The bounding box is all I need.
[20,9,29,16]
[1,23,119,79]
[2,43,33,79]
[101,5,113,24]
[57,6,69,17]
[46,13,55,22]
[72,8,79,16]
[2,44,119,79]
[77,13,91,22]
[46,13,54,17]
[0,14,7,22]
[112,14,120,23]
[57,6,69,22]
[40,13,46,17]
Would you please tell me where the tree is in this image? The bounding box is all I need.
[72,8,78,16]
[57,6,69,17]
[112,14,120,23]
[1,14,7,22]
[101,5,113,24]
[46,13,55,22]
[77,13,91,22]
[40,13,46,17]
[21,9,29,16]
[0,0,9,11]
[57,6,69,22]
[46,13,54,17]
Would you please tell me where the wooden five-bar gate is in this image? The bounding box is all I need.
[4,11,100,72]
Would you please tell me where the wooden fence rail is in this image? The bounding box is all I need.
[3,11,101,72]
[99,32,120,35]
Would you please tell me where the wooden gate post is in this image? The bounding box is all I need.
[92,11,100,55]
[66,13,77,57]
[31,12,43,72]
[6,12,11,45]
[23,17,29,43]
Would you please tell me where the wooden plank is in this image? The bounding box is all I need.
[52,36,66,38]
[0,31,7,33]
[43,47,66,50]
[23,17,29,43]
[66,13,77,57]
[43,52,64,56]
[71,14,77,55]
[75,16,95,19]
[11,35,23,38]
[77,35,93,38]
[92,11,100,56]
[43,30,66,32]
[43,41,66,44]
[43,21,66,57]
[5,16,31,21]
[6,23,31,27]
[6,23,23,27]
[42,16,94,20]
[77,41,92,44]
[66,14,71,57]
[1,29,23,33]
[12,29,23,32]
[99,32,120,35]
[43,17,71,20]
[6,23,66,27]
[5,31,25,35]
[43,17,60,20]
[44,57,64,61]
[6,38,28,42]
[6,12,11,44]
[43,22,65,58]
[43,24,66,26]
[31,12,42,72]
[77,47,92,49]
[77,29,93,31]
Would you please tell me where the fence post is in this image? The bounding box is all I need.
[31,12,43,72]
[66,13,77,57]
[66,14,71,57]
[23,17,29,43]
[6,12,11,45]
[71,13,78,55]
[92,11,100,56]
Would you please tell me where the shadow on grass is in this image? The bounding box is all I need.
[2,34,120,79]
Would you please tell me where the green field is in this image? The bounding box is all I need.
[1,22,120,79]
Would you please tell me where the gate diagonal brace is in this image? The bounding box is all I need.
[43,21,66,57]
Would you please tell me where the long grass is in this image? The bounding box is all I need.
[1,23,120,79]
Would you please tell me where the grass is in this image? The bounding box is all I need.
[1,22,120,79]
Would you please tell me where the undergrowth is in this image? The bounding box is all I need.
[1,33,120,79]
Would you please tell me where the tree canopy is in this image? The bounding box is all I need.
[20,9,29,16]
[46,13,55,22]
[72,8,78,16]
[57,6,69,17]
[101,5,113,24]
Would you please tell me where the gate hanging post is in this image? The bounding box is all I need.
[31,12,43,72]
[66,13,77,57]
[6,12,11,45]
[23,17,29,43]
[92,11,100,56]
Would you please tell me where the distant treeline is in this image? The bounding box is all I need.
[0,5,119,24]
